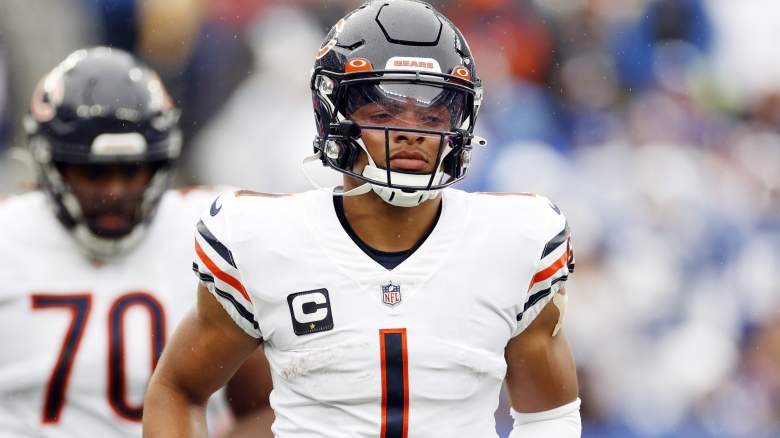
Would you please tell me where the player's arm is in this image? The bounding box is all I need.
[143,283,261,437]
[504,287,581,437]
[224,344,275,438]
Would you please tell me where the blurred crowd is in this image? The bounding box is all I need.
[1,0,779,437]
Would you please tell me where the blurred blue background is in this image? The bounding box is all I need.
[1,1,779,437]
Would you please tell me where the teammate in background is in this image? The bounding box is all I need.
[145,1,581,437]
[0,47,272,437]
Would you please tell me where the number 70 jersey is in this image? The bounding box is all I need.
[194,188,575,438]
[0,189,216,437]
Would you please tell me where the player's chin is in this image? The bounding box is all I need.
[86,226,135,239]
[84,215,138,239]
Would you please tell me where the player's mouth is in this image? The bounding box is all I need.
[95,213,130,231]
[389,150,429,171]
[83,203,139,237]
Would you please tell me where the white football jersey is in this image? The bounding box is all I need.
[0,188,218,437]
[193,188,574,438]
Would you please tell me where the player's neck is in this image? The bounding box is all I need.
[341,190,442,253]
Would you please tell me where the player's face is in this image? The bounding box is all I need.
[350,98,453,174]
[58,162,156,238]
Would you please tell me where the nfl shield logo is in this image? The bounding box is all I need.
[381,282,402,307]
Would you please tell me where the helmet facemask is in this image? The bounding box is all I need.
[30,132,178,260]
[313,69,483,207]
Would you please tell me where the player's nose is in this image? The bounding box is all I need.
[390,111,426,145]
[99,173,135,199]
[391,129,426,145]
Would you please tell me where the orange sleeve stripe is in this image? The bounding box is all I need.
[530,250,569,286]
[195,239,251,302]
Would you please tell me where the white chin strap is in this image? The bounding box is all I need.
[361,164,439,208]
[355,131,446,208]
[59,188,147,261]
[302,150,441,208]
[72,222,146,261]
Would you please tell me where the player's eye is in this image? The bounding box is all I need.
[418,106,451,129]
[85,166,108,180]
[421,115,445,126]
[119,164,142,178]
[368,112,394,123]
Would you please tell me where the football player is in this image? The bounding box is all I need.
[0,47,272,437]
[144,1,581,437]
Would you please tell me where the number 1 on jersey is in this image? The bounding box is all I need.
[379,328,409,438]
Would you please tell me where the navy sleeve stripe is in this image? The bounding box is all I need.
[197,220,237,268]
[195,268,259,330]
[516,275,568,321]
[541,222,569,258]
[213,288,260,331]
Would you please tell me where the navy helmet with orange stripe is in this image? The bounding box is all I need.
[310,0,485,207]
[24,47,181,259]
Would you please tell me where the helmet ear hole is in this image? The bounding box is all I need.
[337,120,361,139]
[325,139,361,171]
[344,141,362,171]
[441,153,457,178]
[442,144,465,180]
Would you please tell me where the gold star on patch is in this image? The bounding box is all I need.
[309,323,316,330]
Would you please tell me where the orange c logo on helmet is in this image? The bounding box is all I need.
[452,66,472,80]
[316,19,348,60]
[30,73,65,123]
[345,58,373,73]
[30,79,55,122]
[316,39,338,60]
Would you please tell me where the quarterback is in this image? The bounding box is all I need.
[145,1,581,437]
[0,48,271,437]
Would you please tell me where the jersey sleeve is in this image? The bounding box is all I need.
[192,193,262,339]
[513,198,575,336]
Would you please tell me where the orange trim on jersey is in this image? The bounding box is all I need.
[175,185,219,196]
[195,240,251,302]
[380,333,388,438]
[530,249,569,287]
[379,328,409,438]
[401,331,409,438]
